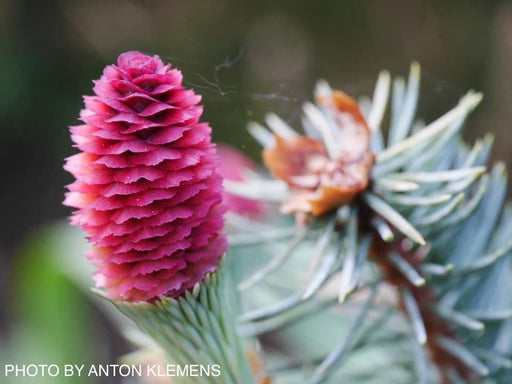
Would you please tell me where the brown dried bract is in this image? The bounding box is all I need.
[263,90,374,217]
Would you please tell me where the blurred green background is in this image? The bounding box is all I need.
[1,0,511,382]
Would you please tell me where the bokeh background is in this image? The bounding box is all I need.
[1,0,511,383]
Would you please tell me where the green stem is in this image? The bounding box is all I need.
[106,266,256,384]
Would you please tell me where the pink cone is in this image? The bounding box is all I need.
[64,51,227,302]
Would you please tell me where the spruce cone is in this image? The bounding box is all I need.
[64,51,227,302]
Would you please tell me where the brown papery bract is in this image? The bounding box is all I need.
[262,90,373,217]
